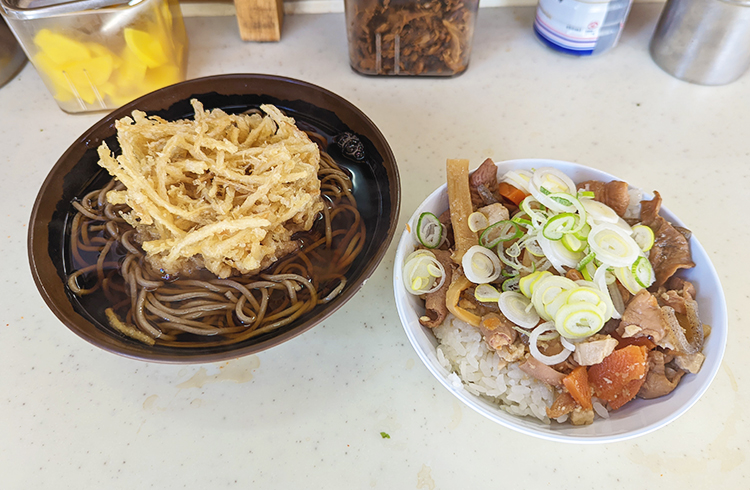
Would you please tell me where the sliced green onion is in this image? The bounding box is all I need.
[577,190,595,199]
[519,270,551,298]
[587,223,640,268]
[502,276,521,292]
[502,170,533,193]
[511,213,534,229]
[562,233,585,252]
[529,322,572,365]
[498,291,539,329]
[462,245,503,284]
[474,283,502,302]
[468,212,490,233]
[631,256,655,288]
[576,251,596,271]
[581,198,619,225]
[631,224,655,252]
[479,220,521,248]
[402,250,446,295]
[555,303,605,339]
[548,193,587,232]
[573,222,591,240]
[542,213,578,240]
[416,212,443,249]
[530,275,577,321]
[537,235,583,274]
[525,238,545,257]
[593,265,621,320]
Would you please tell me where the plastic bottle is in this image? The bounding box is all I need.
[533,0,634,56]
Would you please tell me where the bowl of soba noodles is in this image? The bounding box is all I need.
[28,74,400,363]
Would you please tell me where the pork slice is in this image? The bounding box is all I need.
[617,290,667,343]
[477,312,517,350]
[477,202,509,225]
[437,209,454,250]
[573,335,618,366]
[640,191,662,227]
[419,249,454,328]
[674,352,705,373]
[577,180,630,217]
[617,290,701,355]
[648,215,695,286]
[638,350,685,399]
[469,158,500,207]
[519,356,565,387]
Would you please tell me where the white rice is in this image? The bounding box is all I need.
[433,315,557,423]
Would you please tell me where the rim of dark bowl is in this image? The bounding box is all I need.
[28,73,401,363]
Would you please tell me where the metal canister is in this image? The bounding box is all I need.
[650,0,750,85]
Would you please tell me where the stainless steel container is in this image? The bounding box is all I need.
[650,0,750,85]
[0,15,26,87]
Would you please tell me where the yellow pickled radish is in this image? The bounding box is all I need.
[116,47,148,87]
[143,63,180,92]
[86,43,122,69]
[63,55,114,87]
[32,52,73,100]
[161,1,174,29]
[33,29,90,65]
[124,28,168,68]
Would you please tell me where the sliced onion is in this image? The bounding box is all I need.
[529,321,572,365]
[498,291,540,329]
[587,223,640,268]
[462,245,503,284]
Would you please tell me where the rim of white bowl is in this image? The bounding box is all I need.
[393,158,727,444]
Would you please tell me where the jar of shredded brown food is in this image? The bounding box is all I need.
[344,0,480,76]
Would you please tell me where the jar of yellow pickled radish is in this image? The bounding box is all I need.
[0,0,188,113]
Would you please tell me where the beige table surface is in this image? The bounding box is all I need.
[1,5,747,488]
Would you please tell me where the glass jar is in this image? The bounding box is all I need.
[0,0,188,112]
[344,0,480,76]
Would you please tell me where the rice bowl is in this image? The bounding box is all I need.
[393,158,727,443]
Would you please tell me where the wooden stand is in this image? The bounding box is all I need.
[234,0,284,42]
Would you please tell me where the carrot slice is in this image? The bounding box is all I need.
[498,182,528,206]
[588,345,648,409]
[562,366,592,410]
[608,376,647,410]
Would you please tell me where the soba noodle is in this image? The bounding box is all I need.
[67,125,365,348]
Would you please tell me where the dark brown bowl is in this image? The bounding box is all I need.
[28,74,400,363]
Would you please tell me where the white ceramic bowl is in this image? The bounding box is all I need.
[393,159,727,443]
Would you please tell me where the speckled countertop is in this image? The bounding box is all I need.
[1,5,747,488]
